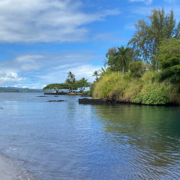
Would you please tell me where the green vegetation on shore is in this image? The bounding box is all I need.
[92,8,180,105]
[43,72,91,93]
[93,71,180,105]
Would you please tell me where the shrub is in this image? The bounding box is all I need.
[129,61,146,77]
[159,54,180,84]
[133,87,170,105]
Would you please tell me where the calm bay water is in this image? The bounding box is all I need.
[0,93,180,179]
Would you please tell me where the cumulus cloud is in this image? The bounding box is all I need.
[0,72,26,85]
[0,0,120,43]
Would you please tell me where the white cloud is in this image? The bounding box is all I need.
[0,51,102,88]
[0,0,120,43]
[37,64,101,84]
[128,0,153,5]
[0,72,26,85]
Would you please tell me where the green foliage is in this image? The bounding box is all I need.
[106,47,117,58]
[107,46,132,75]
[76,78,91,92]
[129,61,147,77]
[114,46,132,75]
[91,8,180,105]
[66,71,76,92]
[133,87,170,105]
[43,83,69,93]
[128,8,180,69]
[44,72,90,93]
[89,83,95,97]
[93,73,127,99]
[93,71,179,105]
[92,71,100,81]
[83,90,91,95]
[156,38,180,63]
[159,54,180,84]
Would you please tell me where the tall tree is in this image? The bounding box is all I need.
[128,8,180,70]
[66,71,76,93]
[68,71,75,80]
[114,46,131,75]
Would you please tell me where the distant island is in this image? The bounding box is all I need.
[0,87,43,92]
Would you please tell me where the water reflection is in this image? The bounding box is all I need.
[94,104,180,179]
[1,93,180,179]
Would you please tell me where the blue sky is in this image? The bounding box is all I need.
[0,0,179,88]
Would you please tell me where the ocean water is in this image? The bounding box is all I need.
[0,93,180,179]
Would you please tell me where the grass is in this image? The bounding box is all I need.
[93,71,180,105]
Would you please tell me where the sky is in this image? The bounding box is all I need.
[0,0,180,89]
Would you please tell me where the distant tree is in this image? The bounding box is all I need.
[43,83,69,93]
[93,71,100,81]
[68,71,75,80]
[76,78,91,92]
[128,8,180,69]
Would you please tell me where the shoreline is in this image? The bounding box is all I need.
[0,153,32,180]
[44,92,84,95]
[79,98,179,106]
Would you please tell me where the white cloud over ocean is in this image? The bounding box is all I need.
[0,52,102,88]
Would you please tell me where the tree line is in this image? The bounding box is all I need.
[93,8,180,84]
[90,8,180,105]
[43,71,91,93]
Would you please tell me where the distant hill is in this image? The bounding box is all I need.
[0,87,43,92]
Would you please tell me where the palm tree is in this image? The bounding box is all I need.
[66,71,76,93]
[114,46,131,76]
[92,71,99,81]
[68,71,75,79]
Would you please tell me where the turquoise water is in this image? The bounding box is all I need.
[0,93,180,179]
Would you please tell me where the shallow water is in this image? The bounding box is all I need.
[0,93,180,179]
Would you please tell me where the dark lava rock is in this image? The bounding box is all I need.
[48,100,67,102]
